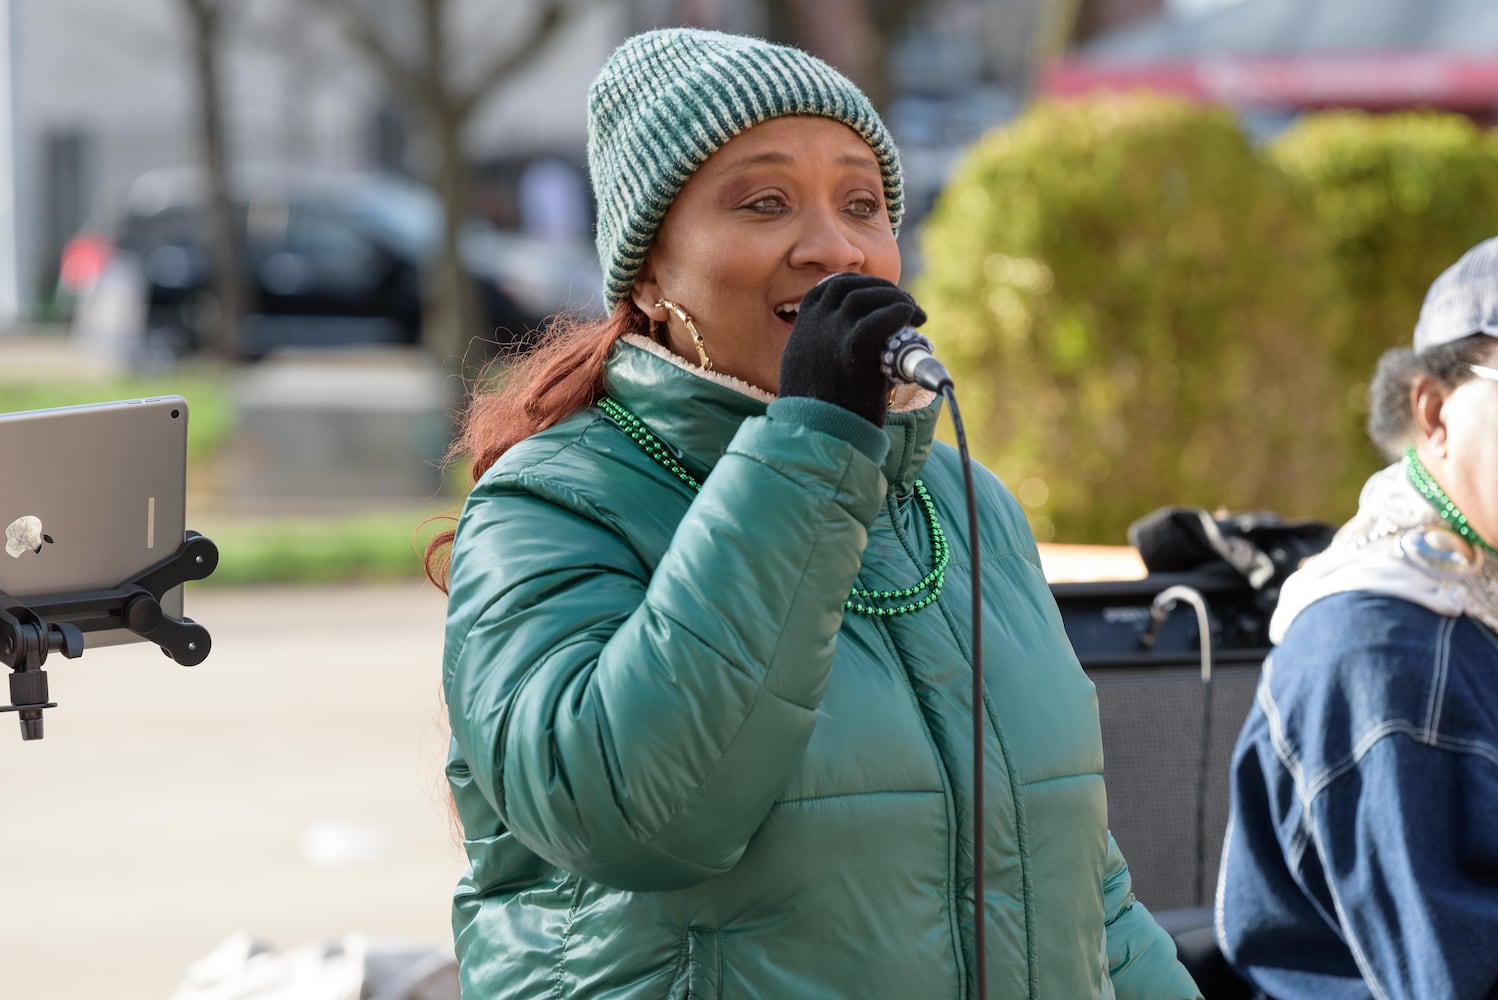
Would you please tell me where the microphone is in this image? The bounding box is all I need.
[883,327,954,392]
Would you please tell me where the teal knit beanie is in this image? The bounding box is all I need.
[587,27,904,311]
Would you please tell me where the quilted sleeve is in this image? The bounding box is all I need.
[444,408,886,891]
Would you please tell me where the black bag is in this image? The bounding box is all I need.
[1127,507,1336,608]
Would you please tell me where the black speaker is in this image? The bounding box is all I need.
[1053,567,1270,912]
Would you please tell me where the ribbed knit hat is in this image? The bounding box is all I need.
[587,27,904,310]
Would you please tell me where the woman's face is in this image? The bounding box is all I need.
[631,116,901,394]
[1416,341,1498,544]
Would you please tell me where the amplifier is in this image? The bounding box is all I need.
[1052,567,1270,912]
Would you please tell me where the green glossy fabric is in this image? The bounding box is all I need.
[443,338,1201,999]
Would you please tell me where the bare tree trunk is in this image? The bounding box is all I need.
[418,0,480,368]
[429,111,480,366]
[305,0,572,372]
[780,0,884,106]
[181,0,243,361]
[772,0,929,111]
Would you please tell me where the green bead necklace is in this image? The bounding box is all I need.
[1405,447,1498,558]
[597,396,948,617]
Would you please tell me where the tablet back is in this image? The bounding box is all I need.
[0,396,189,647]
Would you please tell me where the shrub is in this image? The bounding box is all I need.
[1268,110,1498,405]
[915,93,1349,543]
[198,507,450,586]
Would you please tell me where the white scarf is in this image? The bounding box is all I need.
[1269,460,1498,643]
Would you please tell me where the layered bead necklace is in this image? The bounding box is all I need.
[1405,447,1498,558]
[597,396,948,617]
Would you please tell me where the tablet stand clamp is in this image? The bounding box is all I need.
[0,531,219,741]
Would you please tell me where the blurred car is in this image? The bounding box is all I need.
[59,166,603,369]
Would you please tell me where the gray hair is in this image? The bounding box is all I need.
[1367,333,1493,461]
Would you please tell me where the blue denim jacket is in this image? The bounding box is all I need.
[1216,591,1498,1000]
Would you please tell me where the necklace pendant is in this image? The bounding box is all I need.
[1401,526,1483,578]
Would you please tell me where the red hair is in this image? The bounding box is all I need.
[423,301,647,591]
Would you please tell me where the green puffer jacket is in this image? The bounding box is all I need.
[443,337,1201,999]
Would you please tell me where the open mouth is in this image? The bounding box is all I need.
[773,301,800,327]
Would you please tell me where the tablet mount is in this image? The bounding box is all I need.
[0,531,219,740]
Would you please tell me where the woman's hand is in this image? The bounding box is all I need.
[777,273,927,427]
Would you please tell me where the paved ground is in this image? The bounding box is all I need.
[0,581,465,1000]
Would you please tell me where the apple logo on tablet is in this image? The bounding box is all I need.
[4,515,55,558]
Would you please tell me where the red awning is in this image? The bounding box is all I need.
[1041,52,1498,111]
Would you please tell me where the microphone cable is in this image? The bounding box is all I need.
[1140,584,1216,905]
[884,330,985,998]
[943,381,987,1000]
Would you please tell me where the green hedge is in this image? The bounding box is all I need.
[1268,109,1498,404]
[915,94,1350,543]
[196,507,453,587]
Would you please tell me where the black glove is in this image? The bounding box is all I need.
[777,273,927,427]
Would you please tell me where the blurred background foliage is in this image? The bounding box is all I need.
[201,507,451,586]
[1269,109,1498,404]
[916,94,1498,544]
[13,96,1498,576]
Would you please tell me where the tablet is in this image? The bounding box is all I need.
[0,395,189,648]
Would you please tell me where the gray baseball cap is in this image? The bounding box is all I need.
[1413,236,1498,352]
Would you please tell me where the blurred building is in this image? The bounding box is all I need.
[1,0,1070,325]
[1,0,622,327]
[1043,0,1498,134]
[0,0,1271,328]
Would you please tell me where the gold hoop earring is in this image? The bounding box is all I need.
[656,298,712,371]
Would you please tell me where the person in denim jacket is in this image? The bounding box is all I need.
[1216,237,1498,999]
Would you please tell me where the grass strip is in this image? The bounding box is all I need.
[190,505,459,587]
